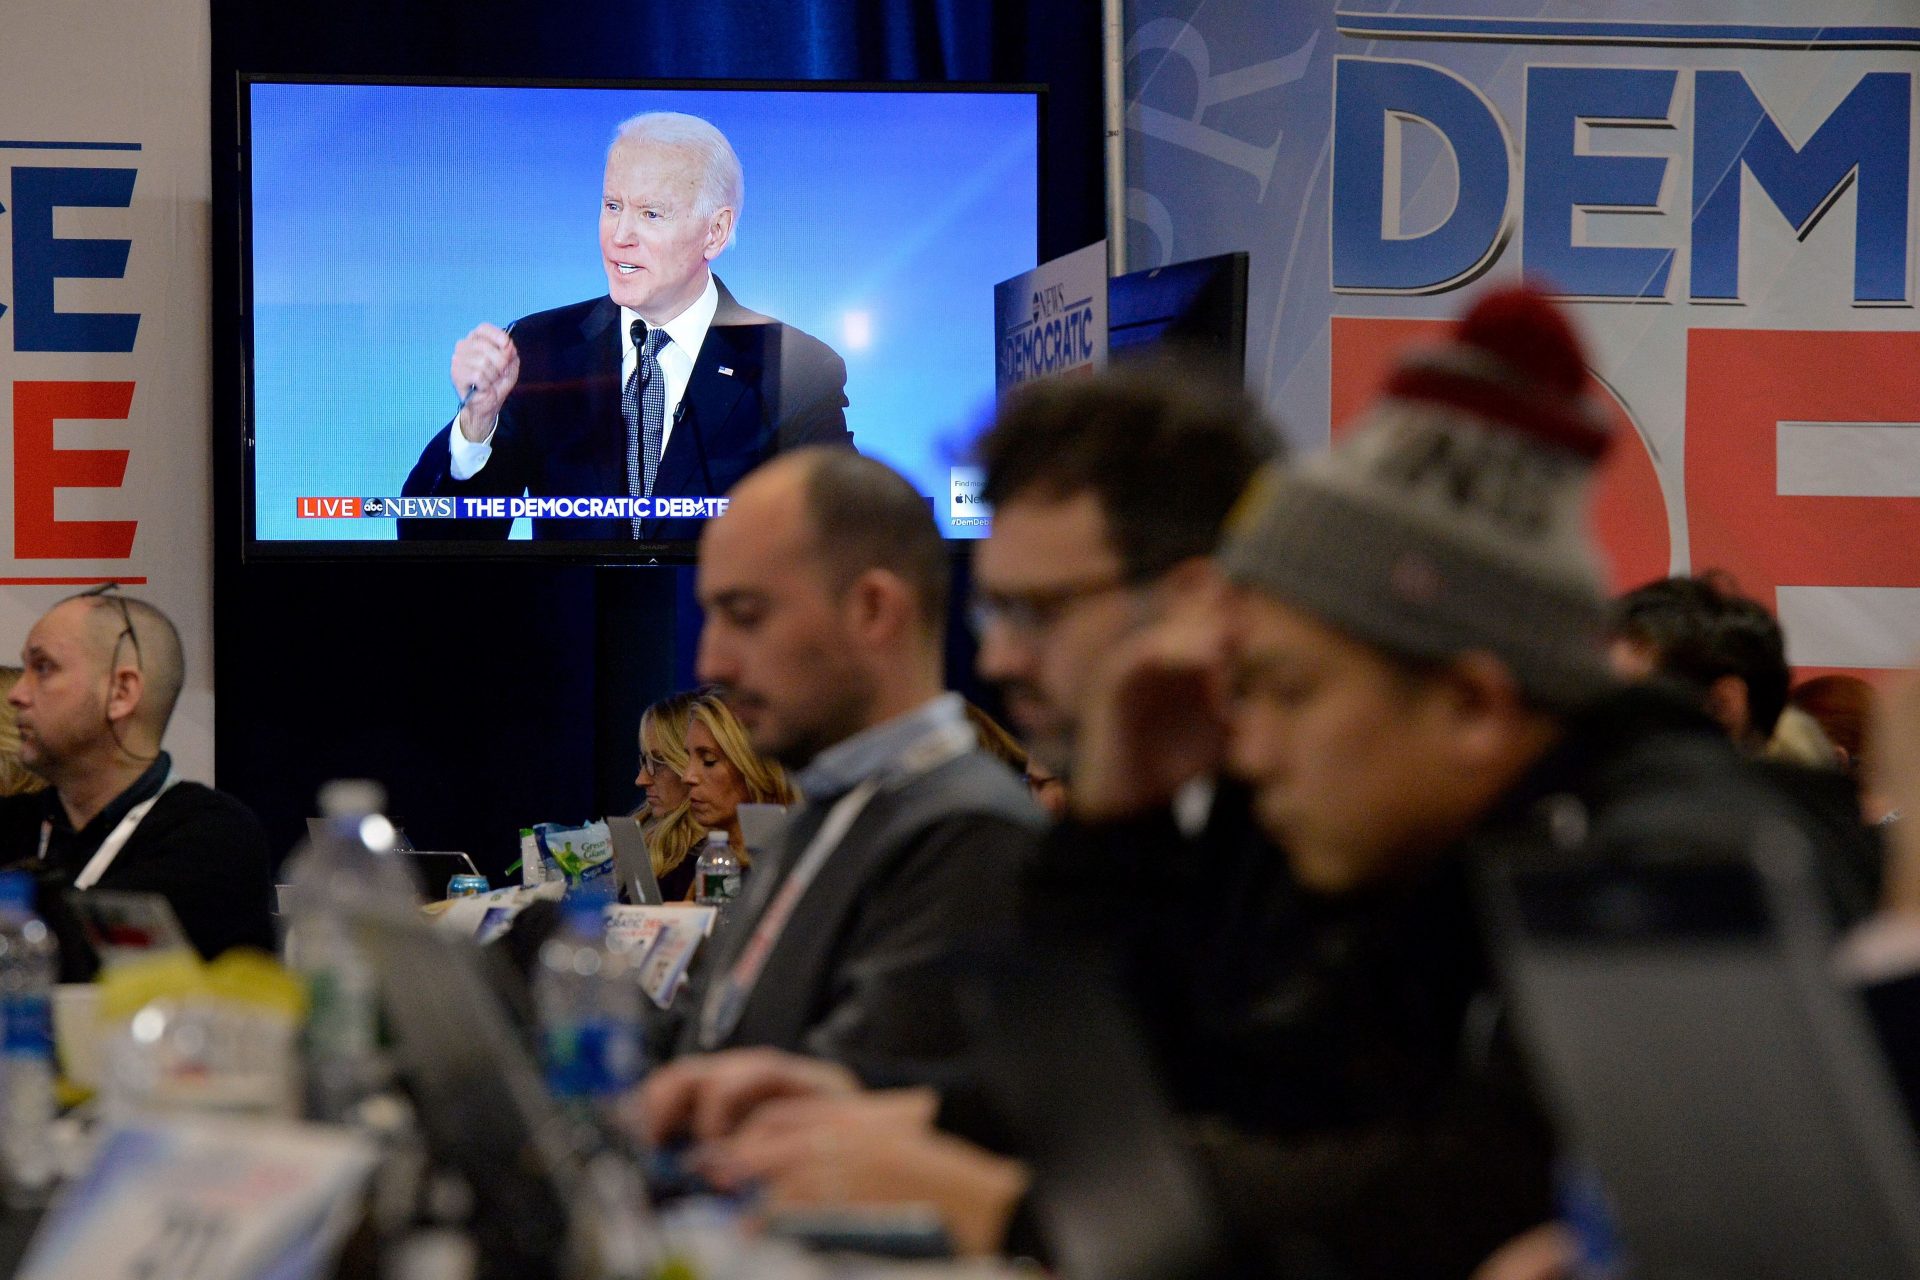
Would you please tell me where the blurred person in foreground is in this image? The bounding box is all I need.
[636,689,706,901]
[641,289,1880,1277]
[637,365,1296,1257]
[653,447,1042,1069]
[680,689,796,862]
[0,588,274,978]
[639,365,1280,1120]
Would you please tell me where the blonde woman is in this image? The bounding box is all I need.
[682,692,797,867]
[0,668,47,798]
[636,690,707,902]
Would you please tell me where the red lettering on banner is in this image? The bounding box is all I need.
[12,381,137,560]
[1685,328,1920,609]
[1330,318,1670,591]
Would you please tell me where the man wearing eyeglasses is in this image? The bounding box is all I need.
[970,365,1279,784]
[636,367,1297,1192]
[0,589,275,978]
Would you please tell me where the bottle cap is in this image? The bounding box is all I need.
[707,830,729,847]
[562,895,609,934]
[0,871,33,913]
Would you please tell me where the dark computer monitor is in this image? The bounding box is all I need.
[1480,832,1920,1280]
[1106,251,1249,382]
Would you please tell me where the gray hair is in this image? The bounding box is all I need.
[609,112,743,248]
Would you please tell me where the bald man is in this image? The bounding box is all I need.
[0,589,274,978]
[663,447,1041,1070]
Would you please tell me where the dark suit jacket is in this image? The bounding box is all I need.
[669,751,1043,1073]
[399,277,852,544]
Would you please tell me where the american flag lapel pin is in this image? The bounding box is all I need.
[718,365,735,376]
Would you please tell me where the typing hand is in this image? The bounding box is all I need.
[622,1046,860,1147]
[450,323,520,441]
[696,1089,1026,1257]
[1472,1223,1578,1280]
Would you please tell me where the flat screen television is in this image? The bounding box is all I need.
[239,77,1042,559]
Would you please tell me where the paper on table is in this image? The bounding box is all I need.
[19,1114,377,1280]
[632,907,717,1009]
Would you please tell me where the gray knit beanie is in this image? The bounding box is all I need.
[1221,286,1615,709]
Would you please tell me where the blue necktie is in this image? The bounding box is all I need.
[623,319,669,537]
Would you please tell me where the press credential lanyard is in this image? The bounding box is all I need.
[38,770,180,890]
[698,720,975,1049]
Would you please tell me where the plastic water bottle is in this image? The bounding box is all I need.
[534,898,645,1111]
[281,780,418,1121]
[0,872,55,1205]
[693,831,742,909]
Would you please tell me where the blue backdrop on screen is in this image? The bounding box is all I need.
[246,82,1038,542]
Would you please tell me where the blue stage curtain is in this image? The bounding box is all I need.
[549,0,1001,81]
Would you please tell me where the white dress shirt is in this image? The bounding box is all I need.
[448,273,720,482]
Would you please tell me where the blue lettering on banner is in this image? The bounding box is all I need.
[1329,56,1913,307]
[10,166,140,352]
[1691,70,1910,304]
[1524,66,1678,301]
[1333,58,1514,294]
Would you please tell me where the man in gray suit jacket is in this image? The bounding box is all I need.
[662,446,1042,1071]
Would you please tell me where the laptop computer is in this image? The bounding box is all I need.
[305,816,414,851]
[604,815,664,905]
[350,904,659,1280]
[1480,823,1920,1280]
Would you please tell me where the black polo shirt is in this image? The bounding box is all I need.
[36,753,172,883]
[0,754,275,981]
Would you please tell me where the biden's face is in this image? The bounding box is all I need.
[599,138,733,325]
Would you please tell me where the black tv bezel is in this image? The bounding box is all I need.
[235,72,1048,565]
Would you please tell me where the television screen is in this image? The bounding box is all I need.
[240,78,1041,558]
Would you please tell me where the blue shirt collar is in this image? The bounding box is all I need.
[795,693,967,800]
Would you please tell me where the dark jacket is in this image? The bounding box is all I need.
[969,688,1872,1280]
[399,278,851,544]
[667,750,1044,1073]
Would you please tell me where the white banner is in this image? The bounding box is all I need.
[1127,0,1920,676]
[0,0,213,776]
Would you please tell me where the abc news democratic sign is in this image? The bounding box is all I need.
[1130,5,1920,674]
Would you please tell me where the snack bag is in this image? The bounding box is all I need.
[532,820,616,888]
